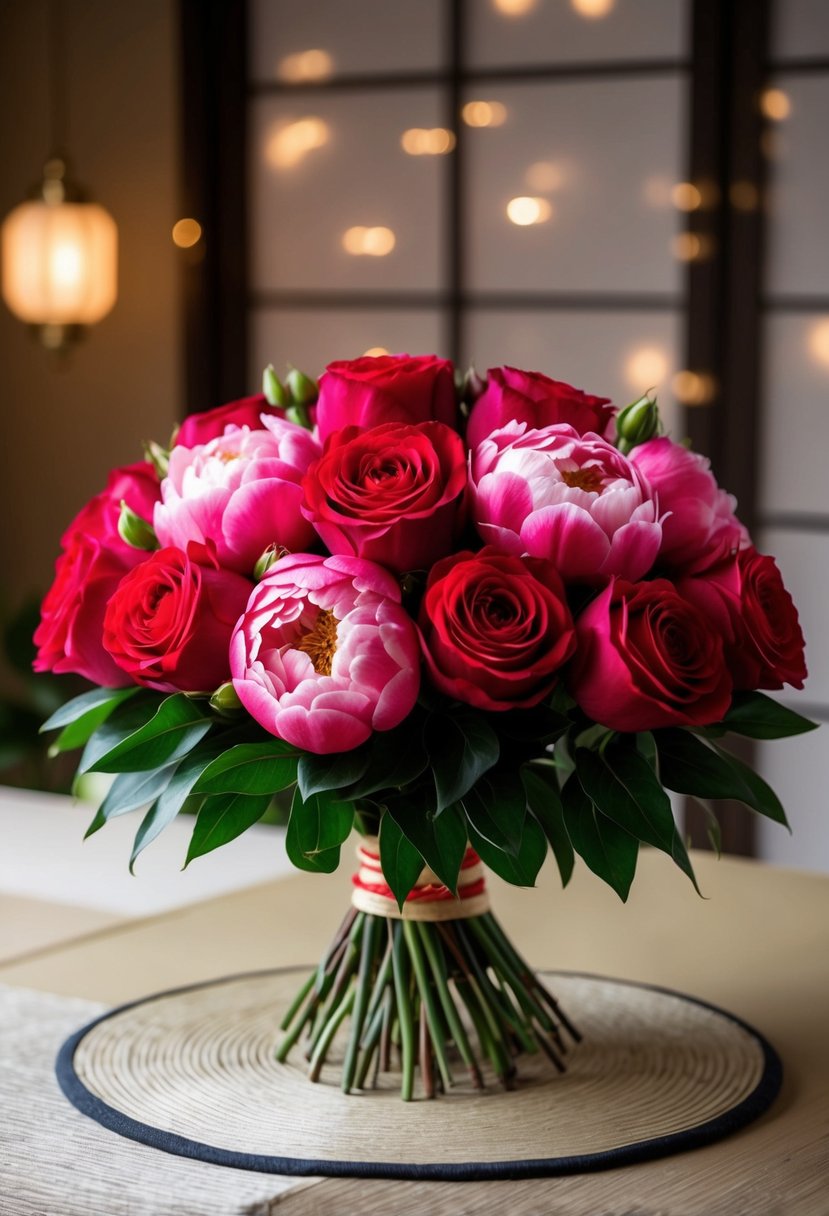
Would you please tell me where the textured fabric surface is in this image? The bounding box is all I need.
[0,983,310,1215]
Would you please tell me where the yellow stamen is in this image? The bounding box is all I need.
[296,609,339,676]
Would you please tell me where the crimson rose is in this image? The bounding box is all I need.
[302,421,466,573]
[681,548,806,691]
[569,578,733,731]
[33,462,161,687]
[466,366,614,451]
[103,542,252,693]
[419,549,576,710]
[314,354,457,441]
[175,393,280,448]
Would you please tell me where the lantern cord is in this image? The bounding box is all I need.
[48,0,68,160]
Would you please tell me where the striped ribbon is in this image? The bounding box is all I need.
[351,836,490,921]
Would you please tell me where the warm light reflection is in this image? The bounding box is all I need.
[760,87,791,121]
[172,218,202,248]
[462,100,507,128]
[624,347,669,390]
[342,227,396,256]
[642,175,673,209]
[671,232,713,262]
[570,0,616,17]
[807,319,829,368]
[730,180,760,212]
[401,127,456,156]
[671,182,702,212]
[278,49,334,83]
[506,196,553,226]
[493,0,537,14]
[672,370,717,406]
[525,160,566,192]
[266,118,330,169]
[363,346,390,357]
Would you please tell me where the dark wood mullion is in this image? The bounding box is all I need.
[684,0,771,858]
[179,0,248,415]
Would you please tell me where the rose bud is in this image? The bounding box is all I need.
[630,436,749,571]
[615,391,660,454]
[680,548,807,692]
[175,393,281,449]
[568,578,733,732]
[230,553,421,754]
[419,549,577,711]
[314,353,457,442]
[470,422,664,583]
[301,421,467,574]
[154,416,320,575]
[466,366,614,451]
[33,462,161,687]
[103,542,252,693]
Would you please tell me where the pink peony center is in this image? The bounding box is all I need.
[295,607,339,676]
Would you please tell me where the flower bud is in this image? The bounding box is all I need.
[286,366,318,407]
[263,363,289,408]
[462,365,487,407]
[143,439,170,480]
[616,392,660,455]
[253,543,288,581]
[117,501,160,551]
[209,681,244,716]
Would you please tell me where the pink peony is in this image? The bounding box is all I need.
[469,422,663,583]
[230,553,421,754]
[466,367,614,451]
[629,436,748,570]
[154,417,320,575]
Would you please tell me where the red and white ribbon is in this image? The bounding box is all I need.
[351,836,490,921]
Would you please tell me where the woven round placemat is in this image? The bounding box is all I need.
[56,968,781,1181]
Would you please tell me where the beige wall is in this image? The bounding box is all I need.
[0,0,181,606]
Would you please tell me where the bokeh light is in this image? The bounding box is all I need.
[506,196,553,226]
[342,227,396,257]
[265,118,330,169]
[624,346,669,390]
[172,218,202,248]
[401,128,456,156]
[277,49,334,83]
[462,101,507,128]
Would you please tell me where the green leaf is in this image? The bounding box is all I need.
[40,686,139,735]
[497,706,569,743]
[128,736,237,871]
[384,792,467,893]
[426,712,499,814]
[346,726,429,799]
[78,697,163,774]
[85,765,177,839]
[690,796,722,857]
[185,791,273,865]
[718,691,820,740]
[561,773,639,901]
[467,813,547,887]
[285,786,355,873]
[522,765,574,887]
[83,694,212,774]
[379,814,425,910]
[461,771,526,856]
[576,745,699,893]
[655,728,789,827]
[193,741,298,796]
[296,748,369,801]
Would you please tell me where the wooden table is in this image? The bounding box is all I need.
[1,850,828,1214]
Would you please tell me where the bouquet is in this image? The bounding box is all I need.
[35,353,814,1100]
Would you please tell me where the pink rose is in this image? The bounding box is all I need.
[154,417,320,575]
[470,422,663,583]
[681,549,807,692]
[301,421,466,574]
[569,578,733,732]
[103,542,252,693]
[467,367,614,451]
[175,393,280,448]
[630,436,748,570]
[419,549,576,711]
[230,553,421,754]
[33,462,161,687]
[315,354,457,442]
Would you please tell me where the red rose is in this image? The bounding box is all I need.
[681,549,806,691]
[33,462,161,686]
[302,421,466,573]
[466,366,614,451]
[314,354,457,442]
[419,549,576,711]
[569,578,732,732]
[103,543,252,693]
[175,394,281,448]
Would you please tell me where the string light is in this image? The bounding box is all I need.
[807,319,829,368]
[342,227,396,256]
[171,218,202,248]
[462,101,507,128]
[760,88,791,121]
[671,182,702,212]
[277,49,333,83]
[493,0,537,14]
[672,370,717,405]
[506,197,553,225]
[624,347,669,390]
[363,346,390,357]
[265,118,330,169]
[570,0,616,17]
[401,128,456,156]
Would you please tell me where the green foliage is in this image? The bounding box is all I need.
[706,691,819,740]
[655,728,789,827]
[286,786,355,873]
[561,771,639,901]
[425,711,499,813]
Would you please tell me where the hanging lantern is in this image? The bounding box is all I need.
[1,158,117,350]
